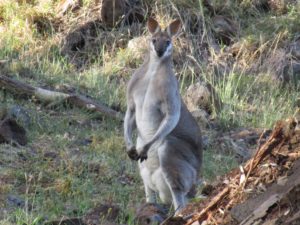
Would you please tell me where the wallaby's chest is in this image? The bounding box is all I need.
[132,66,165,108]
[133,77,161,110]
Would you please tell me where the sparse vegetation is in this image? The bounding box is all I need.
[0,0,299,224]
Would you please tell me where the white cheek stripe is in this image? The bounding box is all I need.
[150,41,155,52]
[162,43,173,58]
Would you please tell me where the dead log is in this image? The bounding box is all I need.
[0,75,123,120]
[231,159,300,224]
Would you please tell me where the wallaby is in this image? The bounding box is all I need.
[124,17,202,212]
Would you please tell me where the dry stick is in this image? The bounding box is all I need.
[185,187,230,225]
[244,124,283,172]
[241,129,277,189]
[0,75,123,120]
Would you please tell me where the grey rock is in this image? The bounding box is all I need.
[184,81,222,115]
[8,105,31,128]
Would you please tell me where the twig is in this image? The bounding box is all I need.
[185,187,230,225]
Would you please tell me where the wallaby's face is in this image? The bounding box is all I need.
[147,18,181,59]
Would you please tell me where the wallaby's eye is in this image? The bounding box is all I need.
[152,39,157,44]
[166,40,171,45]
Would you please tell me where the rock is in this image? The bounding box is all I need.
[7,195,25,208]
[8,105,31,128]
[184,81,222,115]
[268,0,296,14]
[0,118,27,146]
[75,138,92,146]
[100,0,126,27]
[127,36,148,60]
[7,195,32,210]
[43,151,58,160]
[212,15,237,45]
[134,203,168,225]
[83,204,120,225]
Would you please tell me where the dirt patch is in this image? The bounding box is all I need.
[83,204,120,225]
[134,203,168,225]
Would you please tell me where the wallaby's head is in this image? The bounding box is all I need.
[147,17,181,59]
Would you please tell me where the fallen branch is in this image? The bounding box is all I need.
[186,187,230,225]
[244,122,284,173]
[0,75,123,120]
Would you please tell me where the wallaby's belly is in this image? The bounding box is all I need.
[134,89,164,141]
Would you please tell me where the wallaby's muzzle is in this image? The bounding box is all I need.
[156,48,165,57]
[154,41,169,58]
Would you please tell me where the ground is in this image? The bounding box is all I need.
[0,0,300,224]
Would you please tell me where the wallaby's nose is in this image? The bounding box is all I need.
[156,49,164,57]
[155,45,165,57]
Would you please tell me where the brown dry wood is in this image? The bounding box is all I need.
[240,194,280,225]
[185,122,287,225]
[0,74,35,95]
[0,75,123,120]
[244,123,284,173]
[185,187,230,225]
[286,210,300,224]
[231,158,300,224]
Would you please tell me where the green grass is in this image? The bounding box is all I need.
[0,0,300,224]
[214,72,298,129]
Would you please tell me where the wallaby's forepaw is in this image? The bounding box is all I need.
[127,146,140,161]
[138,143,151,162]
[139,152,148,162]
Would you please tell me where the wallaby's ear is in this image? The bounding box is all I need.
[147,17,160,34]
[167,19,181,37]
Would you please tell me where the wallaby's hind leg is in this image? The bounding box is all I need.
[157,141,197,212]
[140,164,157,203]
[138,137,157,203]
[152,168,172,204]
[168,188,186,212]
[145,184,156,203]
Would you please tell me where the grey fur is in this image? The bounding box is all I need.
[124,18,202,212]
